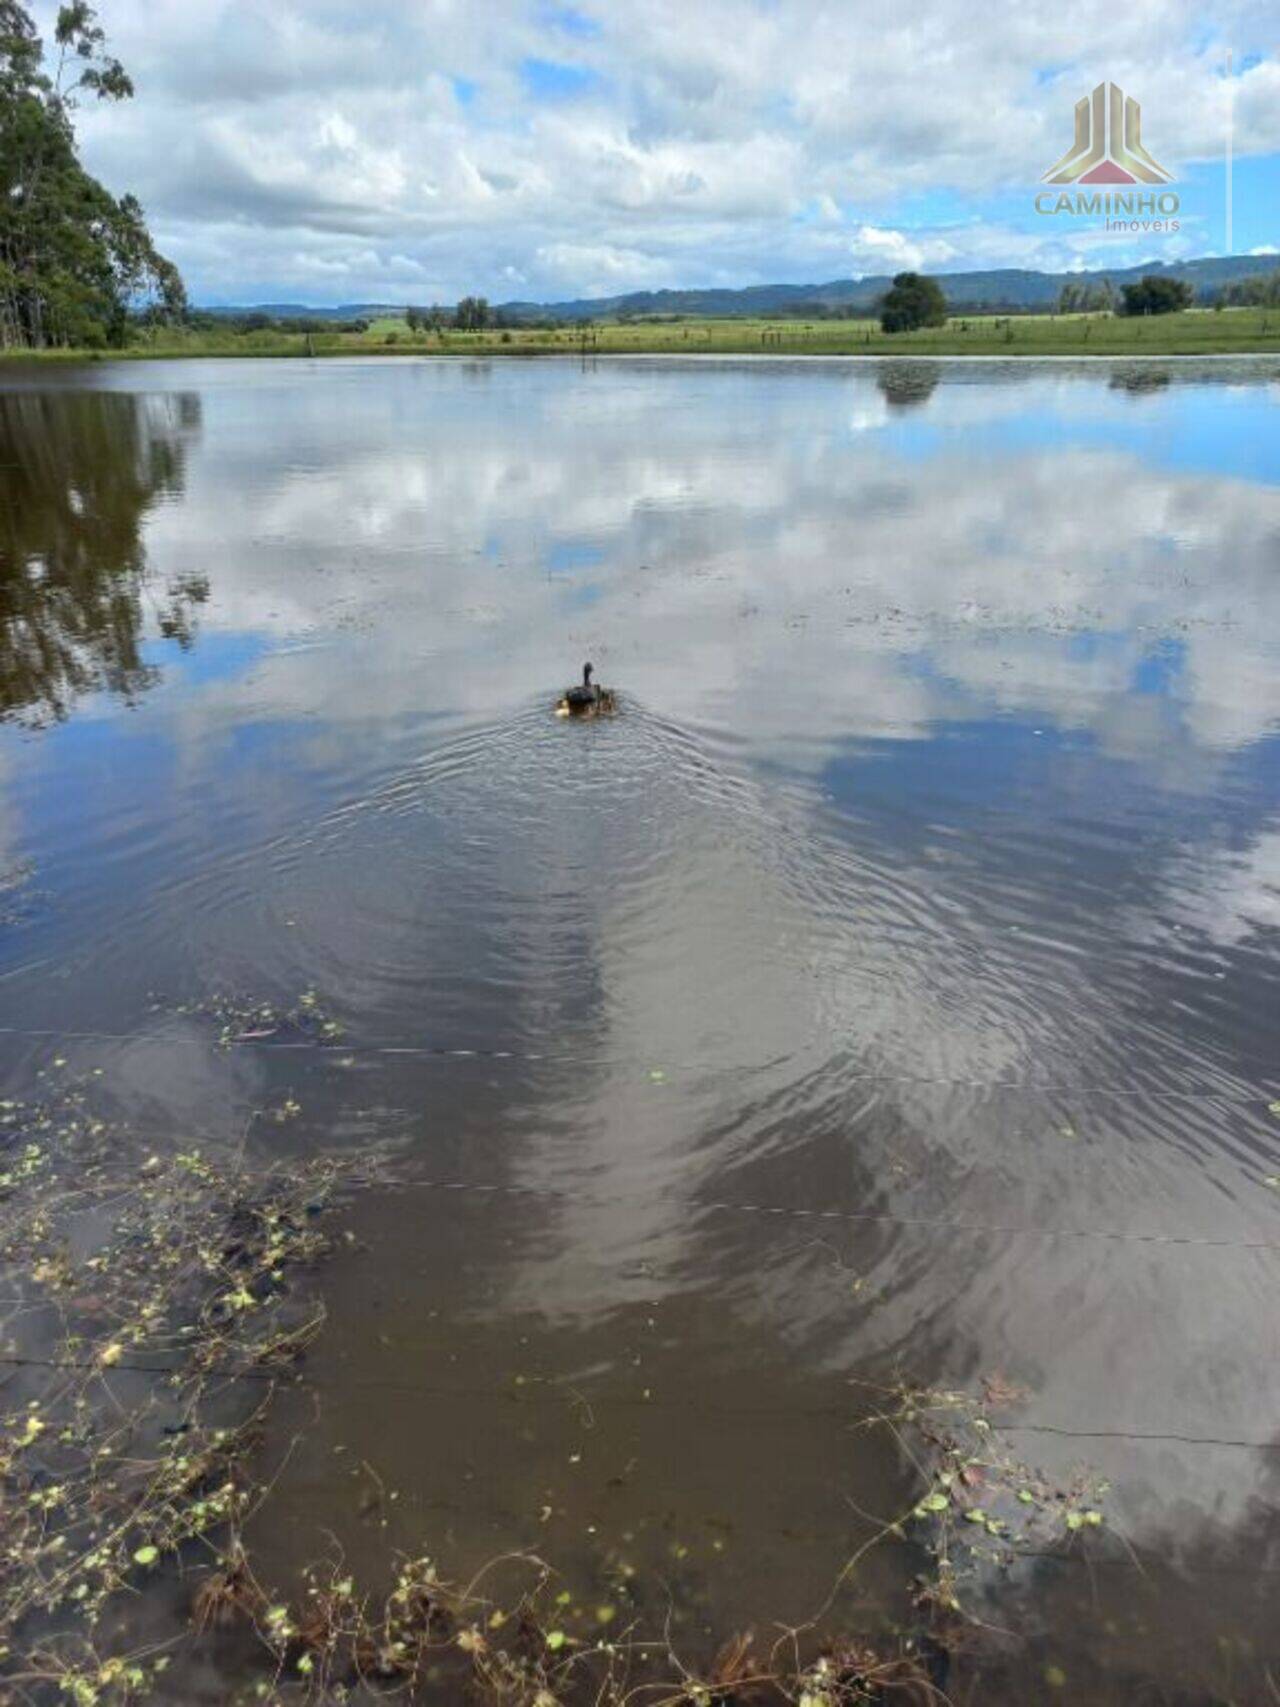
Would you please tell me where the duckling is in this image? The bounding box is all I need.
[555,662,617,718]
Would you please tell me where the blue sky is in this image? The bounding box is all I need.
[41,0,1280,304]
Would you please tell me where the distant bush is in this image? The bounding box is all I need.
[165,312,369,337]
[270,316,368,335]
[879,273,947,333]
[1118,275,1194,316]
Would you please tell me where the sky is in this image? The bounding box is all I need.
[36,0,1280,306]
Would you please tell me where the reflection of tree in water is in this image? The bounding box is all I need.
[0,389,207,725]
[1108,366,1172,395]
[876,362,942,409]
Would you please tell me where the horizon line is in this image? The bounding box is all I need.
[191,249,1275,313]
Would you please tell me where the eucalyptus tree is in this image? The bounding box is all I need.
[0,2,184,348]
[453,295,491,331]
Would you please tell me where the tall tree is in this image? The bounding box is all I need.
[879,273,947,334]
[0,2,183,349]
[1217,270,1280,308]
[453,295,490,331]
[1118,275,1194,317]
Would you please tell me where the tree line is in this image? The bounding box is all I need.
[1056,279,1118,314]
[1060,274,1194,317]
[1213,270,1280,309]
[874,269,1227,333]
[405,298,533,333]
[179,311,372,336]
[0,2,184,349]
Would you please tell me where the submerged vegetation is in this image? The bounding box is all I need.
[0,1002,1128,1704]
[0,1067,363,1698]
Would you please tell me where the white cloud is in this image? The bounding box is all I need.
[27,0,1280,301]
[847,225,960,275]
[534,241,676,296]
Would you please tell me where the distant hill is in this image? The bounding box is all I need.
[203,256,1277,322]
[499,256,1276,321]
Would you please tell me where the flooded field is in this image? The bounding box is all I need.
[2,355,1280,1703]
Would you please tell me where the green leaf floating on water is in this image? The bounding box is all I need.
[1268,1100,1280,1117]
[545,1631,567,1651]
[962,1508,987,1525]
[132,1545,159,1566]
[917,1491,950,1514]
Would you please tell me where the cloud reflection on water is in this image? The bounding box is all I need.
[3,360,1280,1648]
[125,359,1280,767]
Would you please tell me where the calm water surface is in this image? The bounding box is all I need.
[2,356,1280,1700]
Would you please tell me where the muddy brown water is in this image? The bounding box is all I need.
[2,355,1280,1700]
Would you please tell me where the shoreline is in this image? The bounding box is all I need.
[3,305,1277,366]
[3,342,1280,367]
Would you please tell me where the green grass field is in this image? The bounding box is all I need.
[6,305,1279,362]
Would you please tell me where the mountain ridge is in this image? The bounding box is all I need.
[201,255,1277,320]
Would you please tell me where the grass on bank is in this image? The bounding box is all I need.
[4,305,1280,362]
